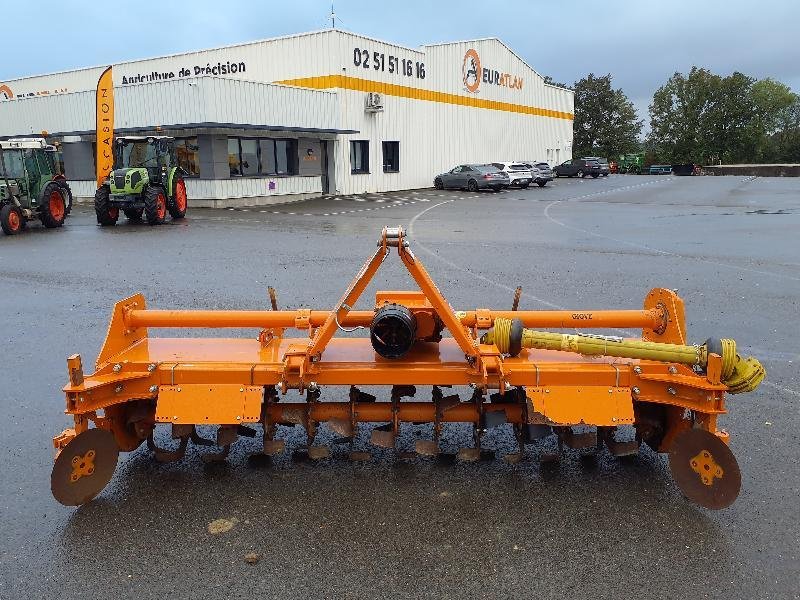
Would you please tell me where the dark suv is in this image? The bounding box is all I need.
[582,157,610,177]
[553,158,602,178]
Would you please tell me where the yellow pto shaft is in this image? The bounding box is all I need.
[483,317,765,394]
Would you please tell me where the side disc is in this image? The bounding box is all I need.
[668,428,741,510]
[51,428,119,506]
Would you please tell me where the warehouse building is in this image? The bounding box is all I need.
[0,29,574,206]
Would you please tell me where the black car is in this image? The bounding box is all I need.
[582,157,610,176]
[553,158,602,178]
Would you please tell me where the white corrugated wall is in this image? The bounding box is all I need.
[0,78,338,136]
[1,29,573,200]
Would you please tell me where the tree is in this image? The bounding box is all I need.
[767,98,800,162]
[572,74,643,159]
[648,67,722,164]
[648,68,800,164]
[751,78,799,161]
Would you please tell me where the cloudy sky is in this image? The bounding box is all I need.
[2,0,798,126]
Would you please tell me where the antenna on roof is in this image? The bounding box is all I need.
[330,1,336,29]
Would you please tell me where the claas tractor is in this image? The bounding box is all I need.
[94,136,187,226]
[51,227,765,510]
[618,152,645,174]
[0,138,72,235]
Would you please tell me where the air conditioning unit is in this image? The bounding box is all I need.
[365,92,384,112]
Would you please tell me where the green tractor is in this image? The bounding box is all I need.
[95,136,188,226]
[0,138,72,235]
[618,152,645,174]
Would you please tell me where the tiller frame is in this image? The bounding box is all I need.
[52,226,764,509]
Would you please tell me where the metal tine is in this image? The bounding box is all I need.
[457,447,481,462]
[504,424,526,464]
[540,434,564,466]
[307,445,331,460]
[603,428,640,457]
[237,425,257,438]
[415,439,439,457]
[439,393,460,412]
[561,428,597,450]
[349,385,376,403]
[147,432,188,463]
[190,427,215,446]
[201,445,230,464]
[262,439,286,456]
[391,384,416,399]
[370,426,396,449]
[328,419,354,438]
[201,425,238,463]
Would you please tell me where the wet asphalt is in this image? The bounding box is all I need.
[0,174,798,599]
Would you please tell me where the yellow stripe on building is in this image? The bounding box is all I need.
[276,74,574,121]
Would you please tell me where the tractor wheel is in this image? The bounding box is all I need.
[123,207,144,221]
[56,179,74,215]
[0,204,24,235]
[168,177,187,219]
[144,185,167,225]
[94,186,118,226]
[39,182,67,228]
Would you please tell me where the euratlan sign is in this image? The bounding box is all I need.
[462,48,523,94]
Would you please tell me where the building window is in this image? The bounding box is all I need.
[258,138,298,176]
[382,141,399,173]
[228,137,299,177]
[240,139,259,176]
[350,140,369,174]
[228,138,241,176]
[174,137,199,177]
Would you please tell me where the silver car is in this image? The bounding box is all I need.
[491,162,533,188]
[527,161,554,187]
[434,164,510,192]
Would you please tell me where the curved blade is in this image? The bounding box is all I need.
[669,428,741,509]
[52,428,119,506]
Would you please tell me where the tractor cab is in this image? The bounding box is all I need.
[0,138,72,235]
[1,138,58,205]
[110,136,176,194]
[95,135,187,226]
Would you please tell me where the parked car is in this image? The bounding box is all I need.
[525,161,554,187]
[491,162,533,188]
[553,158,602,178]
[434,164,510,192]
[582,156,610,176]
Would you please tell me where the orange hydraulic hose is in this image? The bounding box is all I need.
[125,308,664,330]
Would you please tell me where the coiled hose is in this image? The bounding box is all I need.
[482,318,765,394]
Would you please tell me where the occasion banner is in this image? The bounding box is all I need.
[95,66,114,188]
